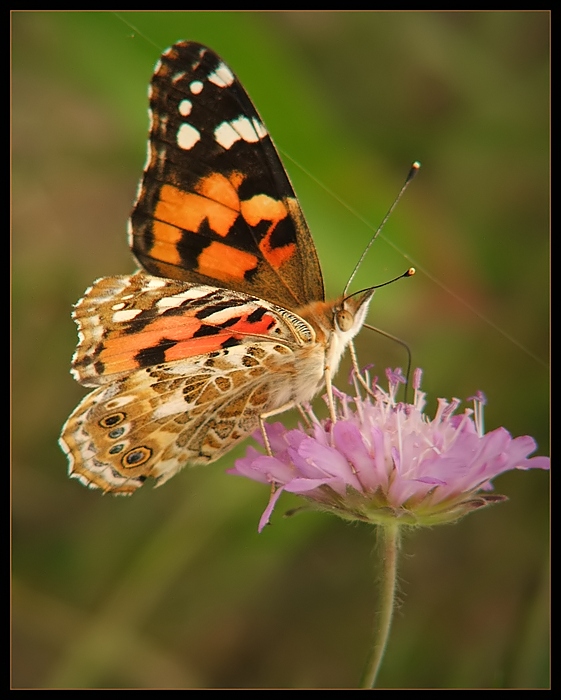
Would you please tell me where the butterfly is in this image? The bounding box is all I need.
[59,41,375,494]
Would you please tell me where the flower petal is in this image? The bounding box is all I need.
[231,369,549,530]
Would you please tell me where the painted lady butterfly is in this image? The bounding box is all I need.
[59,41,376,494]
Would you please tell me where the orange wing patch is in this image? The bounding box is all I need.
[197,171,245,217]
[196,241,258,281]
[154,173,243,243]
[95,306,278,375]
[154,180,236,243]
[241,195,296,270]
[152,173,297,279]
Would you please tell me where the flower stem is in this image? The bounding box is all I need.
[360,522,401,689]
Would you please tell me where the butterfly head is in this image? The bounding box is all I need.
[315,289,376,378]
[334,289,374,338]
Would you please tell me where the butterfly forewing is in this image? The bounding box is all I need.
[69,272,316,388]
[130,41,324,309]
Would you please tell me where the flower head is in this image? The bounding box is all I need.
[229,368,550,531]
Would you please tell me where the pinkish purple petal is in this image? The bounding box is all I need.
[231,369,550,530]
[332,421,380,491]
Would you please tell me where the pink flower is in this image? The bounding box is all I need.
[229,369,550,532]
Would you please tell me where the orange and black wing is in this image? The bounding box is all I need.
[129,41,324,310]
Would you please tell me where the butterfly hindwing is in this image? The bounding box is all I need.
[129,41,324,309]
[61,341,298,494]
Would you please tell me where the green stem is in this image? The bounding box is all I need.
[360,522,401,689]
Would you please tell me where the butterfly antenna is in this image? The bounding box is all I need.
[343,161,421,297]
[363,323,413,402]
[343,267,415,303]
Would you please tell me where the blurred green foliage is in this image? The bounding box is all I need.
[12,11,549,689]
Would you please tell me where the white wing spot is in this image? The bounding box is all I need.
[214,116,267,150]
[177,123,201,150]
[214,121,240,149]
[178,99,192,116]
[156,287,214,310]
[153,398,190,419]
[189,80,204,95]
[145,278,169,290]
[105,395,135,410]
[252,117,267,138]
[113,309,143,323]
[233,116,260,143]
[208,62,235,88]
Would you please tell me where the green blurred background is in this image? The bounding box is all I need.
[12,11,549,689]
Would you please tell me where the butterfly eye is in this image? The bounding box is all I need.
[335,308,354,333]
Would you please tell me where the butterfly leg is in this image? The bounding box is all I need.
[296,404,313,428]
[258,402,296,456]
[349,340,376,398]
[323,364,337,424]
[258,415,273,456]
